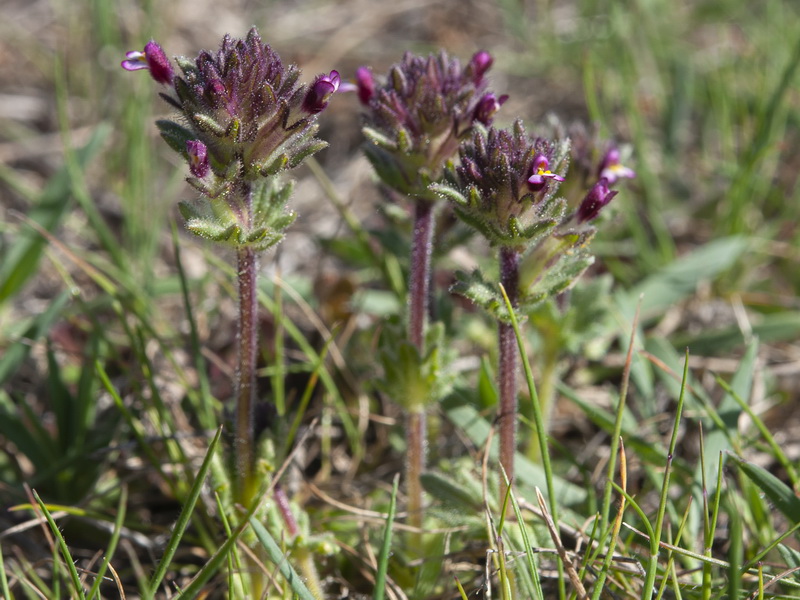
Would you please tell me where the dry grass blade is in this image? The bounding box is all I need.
[535,487,588,600]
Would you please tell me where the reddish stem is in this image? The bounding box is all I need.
[406,200,435,529]
[235,186,258,506]
[498,246,520,503]
[408,201,435,349]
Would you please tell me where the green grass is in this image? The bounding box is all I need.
[1,0,800,597]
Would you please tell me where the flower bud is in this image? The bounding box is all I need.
[473,93,508,126]
[354,67,375,104]
[577,178,618,222]
[121,40,174,85]
[186,140,210,178]
[468,51,493,84]
[303,70,340,114]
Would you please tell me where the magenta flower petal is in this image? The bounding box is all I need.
[354,67,375,105]
[473,93,508,126]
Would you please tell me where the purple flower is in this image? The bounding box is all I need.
[186,140,210,178]
[577,177,618,222]
[339,67,375,105]
[468,50,493,84]
[354,67,375,104]
[121,40,174,85]
[598,147,636,185]
[527,154,565,191]
[473,92,508,125]
[303,70,340,114]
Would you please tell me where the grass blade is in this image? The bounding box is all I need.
[374,474,399,600]
[32,490,86,599]
[729,453,800,523]
[145,426,223,599]
[0,126,109,303]
[0,535,13,600]
[85,485,127,600]
[248,518,317,600]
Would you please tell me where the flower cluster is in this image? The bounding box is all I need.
[122,28,336,250]
[355,50,507,201]
[432,119,634,320]
[433,120,569,249]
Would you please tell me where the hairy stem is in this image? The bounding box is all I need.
[235,186,258,507]
[498,246,520,504]
[406,409,426,530]
[406,199,435,530]
[408,201,435,350]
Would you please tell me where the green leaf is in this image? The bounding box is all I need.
[379,319,454,409]
[156,120,196,155]
[191,113,226,137]
[730,453,800,523]
[288,139,328,169]
[617,236,748,321]
[429,182,467,206]
[450,269,507,320]
[520,249,594,311]
[420,471,483,511]
[362,126,398,151]
[442,390,587,506]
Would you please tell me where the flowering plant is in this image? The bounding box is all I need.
[123,28,337,513]
[124,28,336,249]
